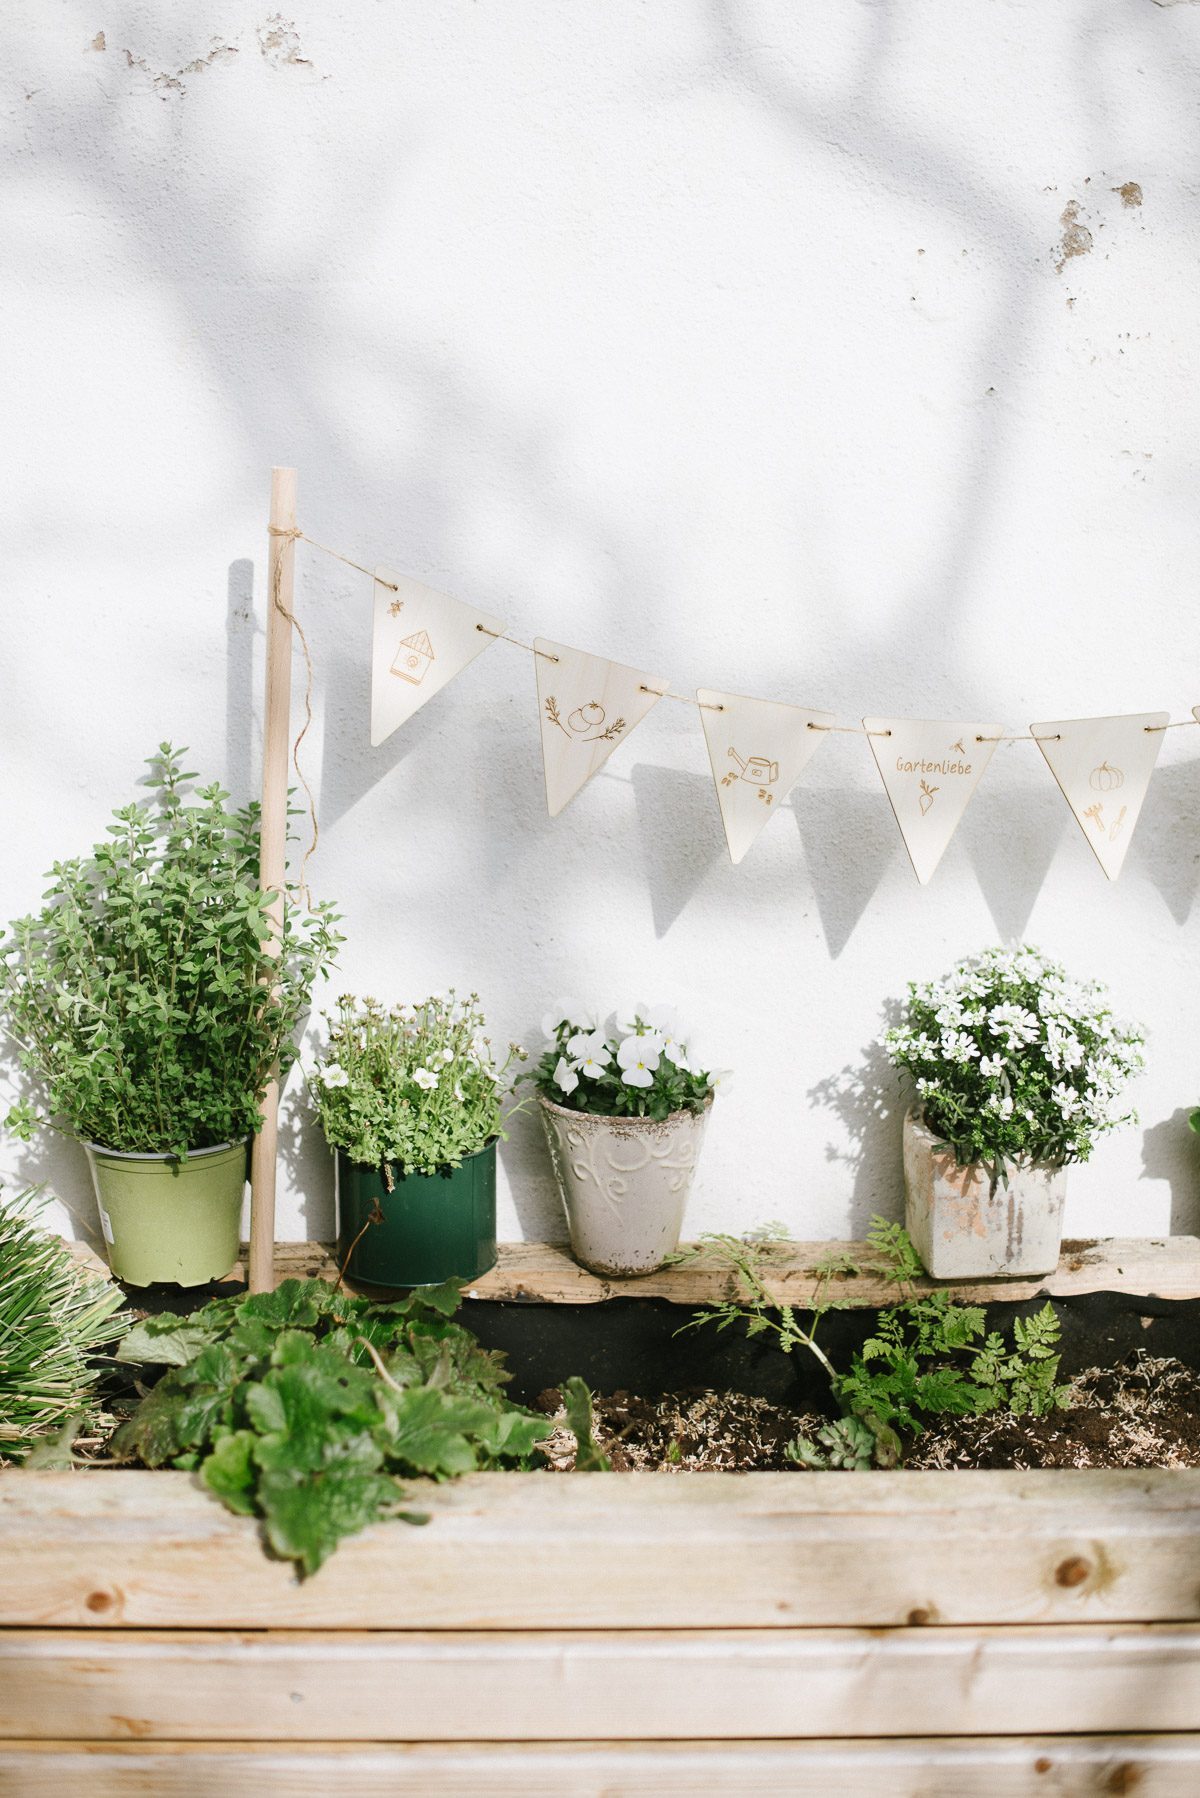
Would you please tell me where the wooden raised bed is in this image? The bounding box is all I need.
[2,1236,1199,1795]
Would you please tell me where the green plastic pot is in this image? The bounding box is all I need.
[84,1140,248,1288]
[336,1139,498,1289]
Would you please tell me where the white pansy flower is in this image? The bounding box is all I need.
[617,1035,661,1087]
[553,1056,581,1095]
[542,1000,598,1041]
[706,1067,734,1095]
[413,1067,438,1091]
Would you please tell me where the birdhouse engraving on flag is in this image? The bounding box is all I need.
[392,629,435,686]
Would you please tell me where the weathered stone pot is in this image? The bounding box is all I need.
[538,1093,711,1276]
[902,1109,1066,1279]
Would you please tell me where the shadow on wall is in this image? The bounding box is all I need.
[793,790,902,960]
[806,1025,908,1237]
[1141,1108,1200,1237]
[8,4,1194,1247]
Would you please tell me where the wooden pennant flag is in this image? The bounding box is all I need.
[370,565,505,748]
[1031,711,1169,879]
[864,717,1004,884]
[697,689,837,864]
[534,638,667,817]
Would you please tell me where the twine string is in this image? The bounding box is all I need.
[267,523,1200,867]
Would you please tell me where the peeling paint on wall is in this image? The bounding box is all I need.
[121,40,240,99]
[1055,199,1093,273]
[257,15,313,70]
[1113,181,1144,207]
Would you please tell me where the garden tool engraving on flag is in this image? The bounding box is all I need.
[699,690,836,864]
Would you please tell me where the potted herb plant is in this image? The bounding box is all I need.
[311,992,524,1288]
[532,1005,729,1277]
[882,945,1146,1278]
[0,746,340,1287]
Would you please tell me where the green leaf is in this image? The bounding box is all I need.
[562,1376,611,1472]
[378,1386,493,1477]
[201,1430,258,1515]
[118,1318,222,1367]
[259,1466,415,1577]
[237,1280,330,1331]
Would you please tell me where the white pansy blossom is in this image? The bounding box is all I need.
[616,1035,661,1088]
[553,1056,581,1095]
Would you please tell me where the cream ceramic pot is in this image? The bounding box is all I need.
[538,1094,711,1276]
[902,1109,1066,1279]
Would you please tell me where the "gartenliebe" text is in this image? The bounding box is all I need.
[895,757,973,776]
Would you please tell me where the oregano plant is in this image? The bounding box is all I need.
[1,745,341,1156]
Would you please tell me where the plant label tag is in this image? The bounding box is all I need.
[98,1206,114,1245]
[370,566,506,747]
[864,718,1004,884]
[697,689,837,864]
[1031,711,1169,879]
[534,639,667,817]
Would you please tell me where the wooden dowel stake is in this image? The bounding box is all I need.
[248,466,297,1293]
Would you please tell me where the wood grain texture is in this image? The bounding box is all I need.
[4,1468,1199,1629]
[249,1233,1200,1306]
[1,1737,1198,1797]
[3,1624,1200,1742]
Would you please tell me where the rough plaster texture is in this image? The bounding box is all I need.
[2,3,1199,1253]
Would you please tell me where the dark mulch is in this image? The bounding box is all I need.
[536,1350,1200,1474]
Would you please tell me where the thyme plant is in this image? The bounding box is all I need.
[309,993,525,1178]
[1,746,341,1156]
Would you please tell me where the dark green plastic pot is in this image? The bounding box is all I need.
[336,1138,498,1288]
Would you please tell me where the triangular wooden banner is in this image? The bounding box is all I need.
[697,689,837,864]
[864,717,1004,884]
[534,638,667,817]
[1031,711,1169,879]
[370,565,505,748]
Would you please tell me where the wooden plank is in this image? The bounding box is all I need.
[3,1624,1200,1742]
[252,1234,1200,1306]
[1,1737,1199,1797]
[3,1468,1199,1630]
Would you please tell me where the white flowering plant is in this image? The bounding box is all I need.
[531,1003,729,1121]
[309,993,526,1180]
[882,946,1146,1171]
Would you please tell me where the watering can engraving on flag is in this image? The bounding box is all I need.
[727,748,779,786]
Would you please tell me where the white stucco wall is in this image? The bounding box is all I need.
[3,2,1199,1251]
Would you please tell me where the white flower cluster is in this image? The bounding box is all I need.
[542,1001,731,1097]
[882,945,1146,1166]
